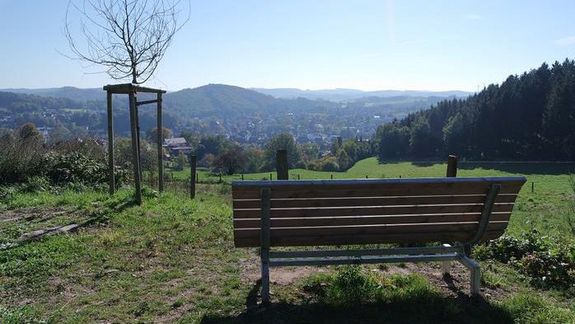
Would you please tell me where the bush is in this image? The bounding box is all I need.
[45,152,107,185]
[0,124,45,183]
[21,176,51,193]
[519,250,575,289]
[43,152,128,188]
[476,230,575,289]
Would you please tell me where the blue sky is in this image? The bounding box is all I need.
[1,0,574,91]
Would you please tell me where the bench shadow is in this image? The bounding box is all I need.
[200,278,514,324]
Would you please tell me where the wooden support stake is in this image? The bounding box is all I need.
[276,149,289,180]
[531,182,534,193]
[157,93,164,192]
[189,155,196,199]
[446,155,458,177]
[134,93,142,180]
[106,91,115,195]
[129,92,142,205]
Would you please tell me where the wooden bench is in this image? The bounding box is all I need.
[232,176,526,303]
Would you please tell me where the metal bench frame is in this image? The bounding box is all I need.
[257,184,501,304]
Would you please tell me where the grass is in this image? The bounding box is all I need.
[172,158,575,239]
[1,158,574,322]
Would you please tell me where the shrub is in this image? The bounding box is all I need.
[476,230,575,289]
[21,176,51,193]
[0,124,45,183]
[45,152,107,185]
[43,152,128,187]
[518,250,575,289]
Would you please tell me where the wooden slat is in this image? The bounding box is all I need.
[235,221,508,240]
[234,230,505,247]
[233,203,514,219]
[232,183,524,199]
[233,212,511,228]
[233,194,518,209]
[233,177,526,188]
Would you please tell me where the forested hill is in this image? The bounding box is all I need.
[375,59,575,161]
[162,84,338,118]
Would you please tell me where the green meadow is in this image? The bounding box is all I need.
[1,158,574,323]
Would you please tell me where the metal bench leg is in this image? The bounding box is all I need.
[441,244,452,275]
[458,255,481,296]
[260,188,271,305]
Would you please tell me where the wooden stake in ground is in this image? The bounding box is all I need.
[106,90,115,195]
[157,93,164,192]
[129,92,142,205]
[276,149,289,180]
[190,155,196,199]
[447,155,458,177]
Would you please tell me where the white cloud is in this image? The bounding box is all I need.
[554,36,575,46]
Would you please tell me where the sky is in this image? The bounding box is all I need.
[0,0,574,92]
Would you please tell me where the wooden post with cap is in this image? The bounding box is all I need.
[276,149,289,180]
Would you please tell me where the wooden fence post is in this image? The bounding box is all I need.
[106,90,115,195]
[276,149,289,180]
[446,155,458,177]
[190,155,196,199]
[128,92,142,205]
[157,92,164,192]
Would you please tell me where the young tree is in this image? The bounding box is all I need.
[263,133,302,170]
[213,145,246,175]
[65,0,189,84]
[146,127,172,142]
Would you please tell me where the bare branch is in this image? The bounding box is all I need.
[64,0,189,84]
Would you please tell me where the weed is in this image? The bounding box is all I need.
[501,293,575,323]
[0,305,44,323]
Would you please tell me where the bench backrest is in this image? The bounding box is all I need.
[232,177,526,248]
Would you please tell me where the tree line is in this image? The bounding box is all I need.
[374,59,575,161]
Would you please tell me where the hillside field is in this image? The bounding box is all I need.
[1,158,574,322]
[173,157,575,240]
